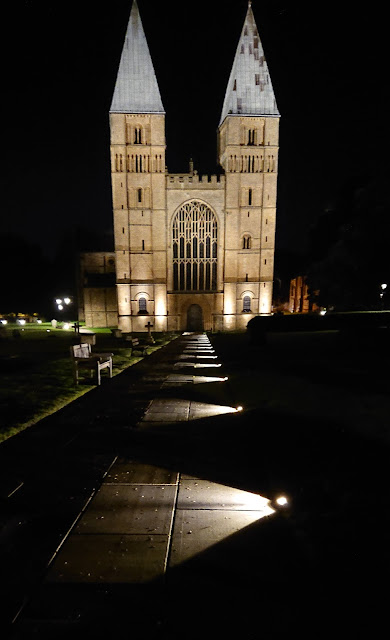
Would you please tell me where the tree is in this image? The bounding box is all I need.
[306,171,390,310]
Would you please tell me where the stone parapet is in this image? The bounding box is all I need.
[167,174,225,189]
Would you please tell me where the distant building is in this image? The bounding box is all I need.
[78,252,117,327]
[81,0,280,330]
[289,276,319,314]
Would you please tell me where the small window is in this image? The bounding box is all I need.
[243,235,251,249]
[248,129,255,145]
[134,126,142,144]
[138,297,147,315]
[255,74,260,85]
[137,188,142,203]
[248,188,253,205]
[243,295,251,312]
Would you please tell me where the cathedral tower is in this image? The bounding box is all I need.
[218,2,280,323]
[110,0,167,332]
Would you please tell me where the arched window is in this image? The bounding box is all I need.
[242,235,251,249]
[172,201,217,292]
[138,297,147,315]
[134,126,142,144]
[248,129,256,145]
[243,295,251,312]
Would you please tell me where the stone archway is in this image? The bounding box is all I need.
[187,304,203,332]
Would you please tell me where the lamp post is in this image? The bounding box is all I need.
[54,296,73,321]
[380,283,387,310]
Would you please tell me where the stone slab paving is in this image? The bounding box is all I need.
[12,334,276,637]
[170,477,273,567]
[44,457,179,587]
[46,534,169,584]
[104,461,178,485]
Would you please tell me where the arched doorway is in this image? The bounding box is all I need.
[187,304,203,332]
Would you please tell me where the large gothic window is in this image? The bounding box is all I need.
[172,201,217,292]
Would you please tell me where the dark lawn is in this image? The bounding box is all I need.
[0,325,172,442]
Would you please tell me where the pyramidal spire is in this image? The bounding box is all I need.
[110,1,164,114]
[219,3,279,125]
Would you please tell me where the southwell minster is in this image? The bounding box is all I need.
[80,1,280,332]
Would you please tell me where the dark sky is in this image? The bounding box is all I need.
[2,0,389,260]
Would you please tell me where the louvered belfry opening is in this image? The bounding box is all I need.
[173,201,218,292]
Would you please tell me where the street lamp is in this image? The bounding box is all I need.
[380,283,387,309]
[55,296,72,311]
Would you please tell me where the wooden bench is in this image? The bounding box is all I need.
[130,338,148,356]
[70,343,113,385]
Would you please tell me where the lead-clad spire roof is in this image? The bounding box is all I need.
[219,4,279,125]
[110,1,164,114]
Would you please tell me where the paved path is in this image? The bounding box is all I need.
[9,334,281,639]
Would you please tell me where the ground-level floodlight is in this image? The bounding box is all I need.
[235,405,243,412]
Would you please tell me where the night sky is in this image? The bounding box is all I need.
[2,0,389,261]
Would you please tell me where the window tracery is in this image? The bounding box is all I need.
[172,201,217,292]
[138,297,148,314]
[243,295,251,312]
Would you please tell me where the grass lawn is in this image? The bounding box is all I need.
[0,323,174,443]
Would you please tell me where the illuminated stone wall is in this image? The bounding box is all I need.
[109,117,279,331]
[79,252,117,327]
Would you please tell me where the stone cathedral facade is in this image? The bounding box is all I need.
[87,0,280,332]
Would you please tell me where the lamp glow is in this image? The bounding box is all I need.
[58,304,63,311]
[55,298,62,305]
[275,496,288,506]
[64,297,71,305]
[1,319,7,325]
[236,405,243,412]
